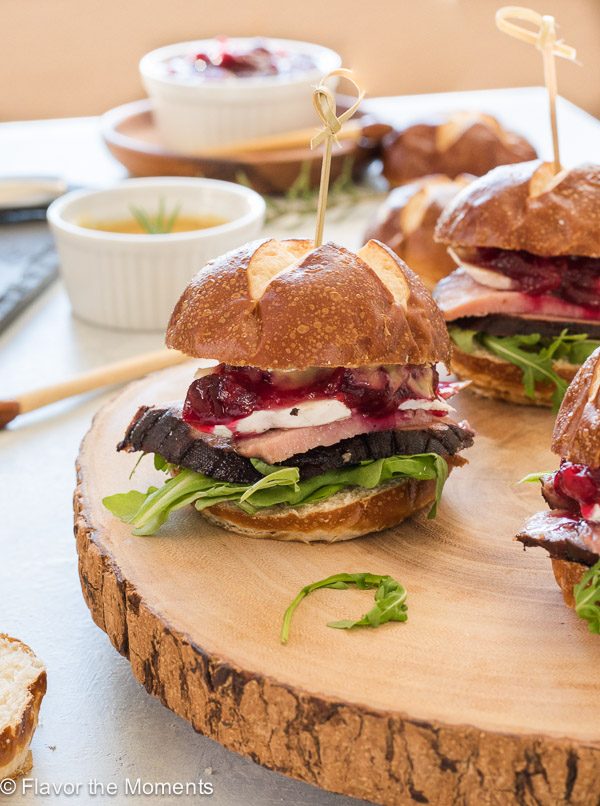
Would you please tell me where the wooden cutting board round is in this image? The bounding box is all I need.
[75,364,600,805]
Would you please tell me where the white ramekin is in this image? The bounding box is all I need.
[139,38,341,153]
[47,177,265,331]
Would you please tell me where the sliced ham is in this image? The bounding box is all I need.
[234,409,454,464]
[434,269,600,323]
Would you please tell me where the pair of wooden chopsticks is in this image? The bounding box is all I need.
[0,349,190,428]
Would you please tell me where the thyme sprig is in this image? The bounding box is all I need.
[130,198,181,234]
[237,157,384,225]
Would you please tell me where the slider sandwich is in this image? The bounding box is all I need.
[517,348,600,631]
[434,161,600,407]
[104,238,474,541]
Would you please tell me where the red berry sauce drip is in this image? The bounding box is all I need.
[552,460,600,520]
[182,365,440,431]
[473,247,600,308]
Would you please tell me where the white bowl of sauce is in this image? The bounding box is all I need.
[47,177,265,331]
[139,37,341,153]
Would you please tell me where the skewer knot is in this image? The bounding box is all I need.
[311,68,364,150]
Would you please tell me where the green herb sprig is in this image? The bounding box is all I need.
[573,560,600,634]
[130,198,181,234]
[237,156,385,225]
[280,572,408,644]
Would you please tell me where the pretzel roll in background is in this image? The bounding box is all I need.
[433,160,600,407]
[517,348,600,619]
[382,111,537,187]
[364,174,473,289]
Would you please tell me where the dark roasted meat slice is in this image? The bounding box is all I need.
[516,510,600,567]
[117,405,474,483]
[118,405,262,484]
[288,423,473,478]
[452,315,600,341]
[540,473,575,511]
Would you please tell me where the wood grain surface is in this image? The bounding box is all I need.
[74,363,600,805]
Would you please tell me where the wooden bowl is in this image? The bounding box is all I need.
[101,98,388,195]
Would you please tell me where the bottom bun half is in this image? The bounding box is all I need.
[451,346,578,407]
[201,456,464,543]
[551,558,587,609]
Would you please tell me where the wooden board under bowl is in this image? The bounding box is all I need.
[101,98,387,195]
[74,364,600,805]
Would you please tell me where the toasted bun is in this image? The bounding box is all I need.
[450,346,579,407]
[201,458,463,542]
[382,112,536,187]
[166,238,451,368]
[0,635,46,782]
[552,347,600,465]
[364,174,473,289]
[436,161,600,257]
[551,558,587,609]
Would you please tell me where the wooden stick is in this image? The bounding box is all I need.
[311,68,365,247]
[496,6,577,175]
[0,349,191,428]
[202,120,363,157]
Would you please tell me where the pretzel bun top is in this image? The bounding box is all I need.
[166,238,451,369]
[553,348,600,466]
[435,161,600,257]
[364,174,473,286]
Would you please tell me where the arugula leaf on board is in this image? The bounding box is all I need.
[280,573,408,644]
[573,560,600,634]
[450,327,600,409]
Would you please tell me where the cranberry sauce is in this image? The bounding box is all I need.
[549,460,600,521]
[182,365,439,429]
[166,39,317,80]
[471,247,600,308]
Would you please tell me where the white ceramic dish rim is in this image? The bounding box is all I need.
[139,38,341,90]
[47,177,266,244]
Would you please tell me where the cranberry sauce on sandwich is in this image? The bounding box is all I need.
[433,161,600,407]
[517,348,600,631]
[104,238,474,542]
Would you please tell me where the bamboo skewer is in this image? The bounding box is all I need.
[496,6,577,174]
[0,349,190,428]
[201,119,364,157]
[311,68,364,247]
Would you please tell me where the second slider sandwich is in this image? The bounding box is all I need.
[104,238,474,542]
[434,161,600,407]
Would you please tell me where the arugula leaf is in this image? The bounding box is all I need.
[280,572,408,644]
[449,327,479,354]
[573,560,600,634]
[519,472,550,484]
[450,327,600,409]
[103,452,449,536]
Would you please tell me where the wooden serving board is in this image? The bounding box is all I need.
[75,364,600,805]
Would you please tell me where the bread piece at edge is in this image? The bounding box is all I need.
[0,635,47,782]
